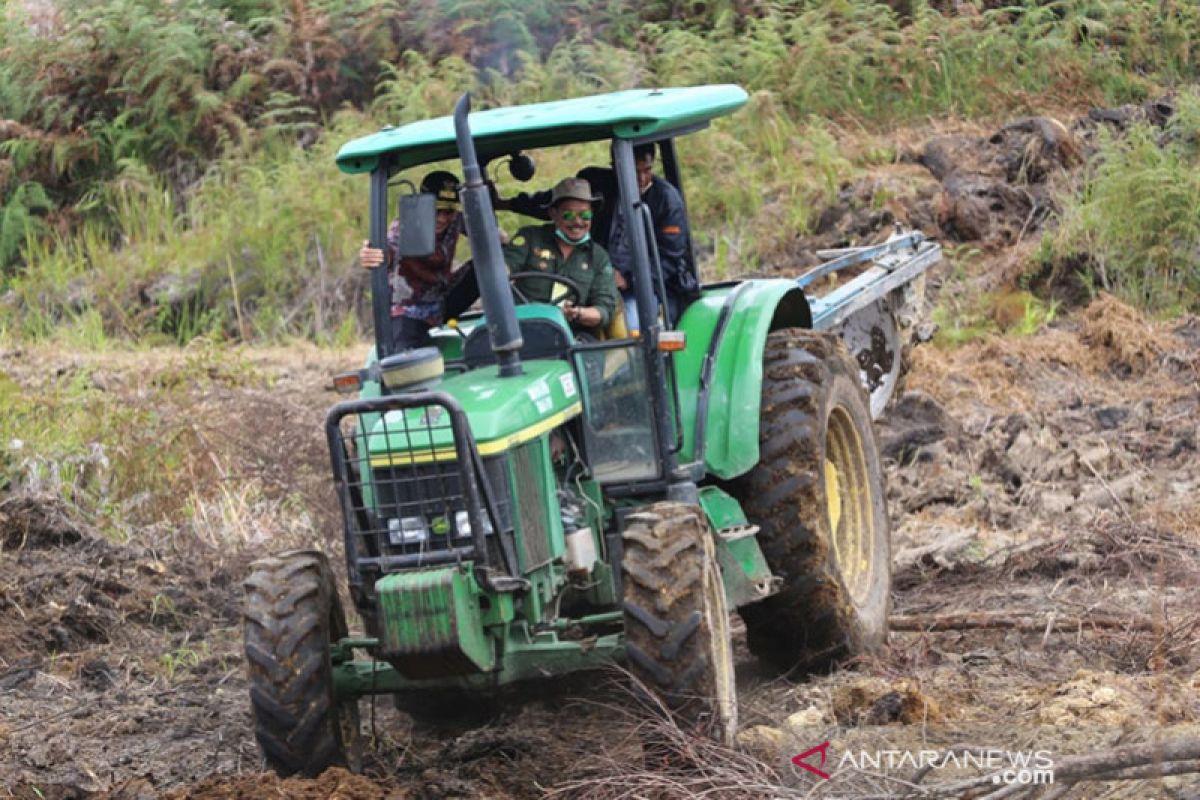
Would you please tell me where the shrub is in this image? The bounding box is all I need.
[4,0,1200,339]
[1046,90,1200,315]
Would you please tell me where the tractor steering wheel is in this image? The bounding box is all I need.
[508,271,582,308]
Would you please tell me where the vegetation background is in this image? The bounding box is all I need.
[2,0,1199,350]
[1,0,1199,534]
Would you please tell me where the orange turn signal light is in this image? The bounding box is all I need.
[657,331,687,352]
[332,371,363,394]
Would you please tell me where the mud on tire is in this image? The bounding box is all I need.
[621,502,736,745]
[243,550,361,776]
[735,329,891,673]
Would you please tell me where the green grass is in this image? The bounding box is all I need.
[0,366,171,535]
[1011,293,1059,337]
[0,344,268,539]
[1045,89,1200,314]
[931,301,995,348]
[159,639,208,680]
[2,113,375,344]
[931,289,1059,347]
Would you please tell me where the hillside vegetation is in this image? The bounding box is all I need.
[2,0,1199,344]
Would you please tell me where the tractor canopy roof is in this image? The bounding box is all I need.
[335,84,749,175]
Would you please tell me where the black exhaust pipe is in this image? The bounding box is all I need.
[453,93,523,377]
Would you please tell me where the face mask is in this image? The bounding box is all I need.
[555,228,590,246]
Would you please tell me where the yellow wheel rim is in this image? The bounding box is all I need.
[826,406,876,606]
[825,459,842,535]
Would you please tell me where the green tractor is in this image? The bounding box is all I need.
[242,84,938,775]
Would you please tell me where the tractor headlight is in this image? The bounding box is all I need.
[454,510,493,539]
[387,516,429,545]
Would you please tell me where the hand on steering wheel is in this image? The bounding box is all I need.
[508,271,582,308]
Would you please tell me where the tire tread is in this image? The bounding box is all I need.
[734,329,891,673]
[242,550,358,777]
[620,502,736,744]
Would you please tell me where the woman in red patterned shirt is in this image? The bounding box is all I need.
[359,171,464,351]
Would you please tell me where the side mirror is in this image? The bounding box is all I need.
[508,152,536,182]
[395,193,436,257]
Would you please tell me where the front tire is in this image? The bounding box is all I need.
[735,329,891,673]
[243,550,361,776]
[621,502,737,745]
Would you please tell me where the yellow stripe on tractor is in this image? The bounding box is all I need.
[368,402,582,467]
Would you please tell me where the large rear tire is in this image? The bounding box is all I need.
[243,550,362,776]
[735,329,891,673]
[621,502,737,745]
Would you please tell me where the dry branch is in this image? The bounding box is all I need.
[1044,737,1200,783]
[889,612,1165,634]
[547,668,803,800]
[985,760,1200,800]
[859,736,1200,800]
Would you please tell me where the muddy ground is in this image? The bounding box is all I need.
[3,104,1200,799]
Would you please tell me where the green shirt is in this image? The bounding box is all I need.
[502,224,618,329]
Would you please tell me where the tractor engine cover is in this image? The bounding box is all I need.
[375,564,495,678]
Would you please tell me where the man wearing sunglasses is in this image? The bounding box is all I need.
[502,177,618,333]
[499,144,696,331]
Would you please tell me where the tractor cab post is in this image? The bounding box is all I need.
[611,137,683,491]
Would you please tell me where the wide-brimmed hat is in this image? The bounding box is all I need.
[548,177,600,206]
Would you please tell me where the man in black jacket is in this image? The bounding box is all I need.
[607,143,698,330]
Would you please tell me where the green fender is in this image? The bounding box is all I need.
[675,279,812,479]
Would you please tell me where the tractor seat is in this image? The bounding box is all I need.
[462,306,574,369]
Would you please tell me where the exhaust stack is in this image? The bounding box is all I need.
[453,93,523,377]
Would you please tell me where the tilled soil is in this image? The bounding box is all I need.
[0,493,254,798]
[3,294,1197,799]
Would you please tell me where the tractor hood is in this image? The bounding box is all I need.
[365,360,581,466]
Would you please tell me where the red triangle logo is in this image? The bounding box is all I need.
[792,741,832,780]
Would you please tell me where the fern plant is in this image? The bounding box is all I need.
[1048,90,1200,314]
[4,0,1200,339]
[0,182,51,268]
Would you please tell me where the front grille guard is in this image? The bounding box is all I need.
[325,392,521,594]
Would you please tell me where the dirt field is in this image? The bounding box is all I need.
[3,110,1200,799]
